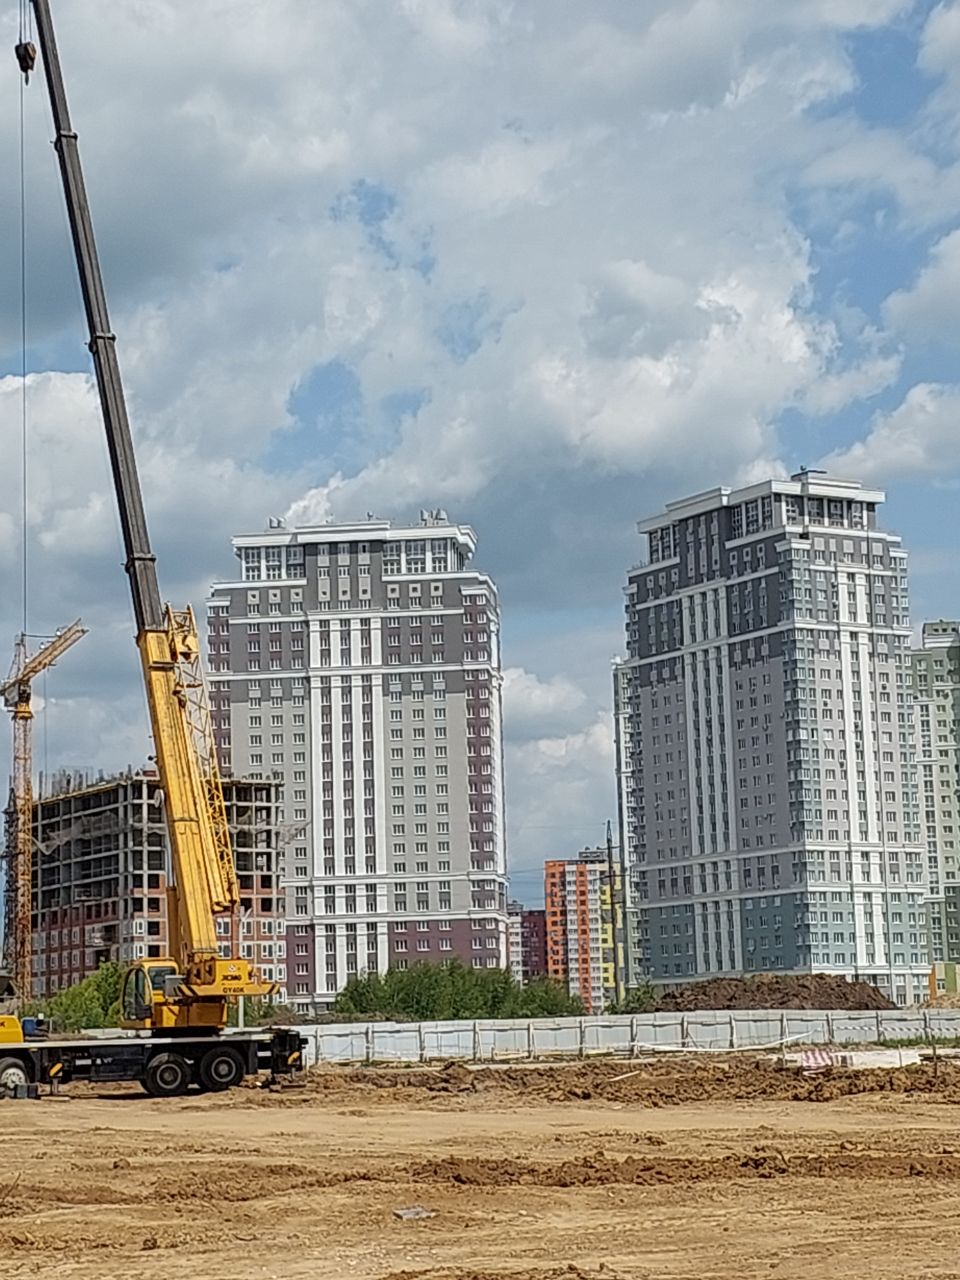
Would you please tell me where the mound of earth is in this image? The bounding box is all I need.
[654,973,895,1012]
[287,1058,960,1110]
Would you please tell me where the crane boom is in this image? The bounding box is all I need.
[0,620,86,699]
[20,0,274,1030]
[25,3,161,635]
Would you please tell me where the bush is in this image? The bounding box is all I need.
[332,960,584,1021]
[607,981,658,1014]
[25,961,124,1032]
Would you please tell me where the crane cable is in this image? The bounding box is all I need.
[17,3,49,792]
[17,0,32,639]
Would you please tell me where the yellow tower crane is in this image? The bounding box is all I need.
[1,621,86,1001]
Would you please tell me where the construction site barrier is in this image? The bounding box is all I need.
[290,1007,960,1067]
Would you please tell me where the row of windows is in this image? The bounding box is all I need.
[292,957,499,990]
[242,545,306,580]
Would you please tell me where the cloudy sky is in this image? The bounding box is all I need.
[2,1,960,905]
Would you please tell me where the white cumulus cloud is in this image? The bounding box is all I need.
[822,383,960,480]
[502,667,588,739]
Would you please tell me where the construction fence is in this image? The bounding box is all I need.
[294,1007,960,1067]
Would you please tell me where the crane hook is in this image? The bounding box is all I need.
[15,41,36,82]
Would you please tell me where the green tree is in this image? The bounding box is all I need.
[607,980,658,1014]
[30,961,125,1032]
[510,977,584,1017]
[333,960,584,1021]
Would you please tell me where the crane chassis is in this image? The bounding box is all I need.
[0,1026,305,1097]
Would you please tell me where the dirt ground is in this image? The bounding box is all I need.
[4,1057,960,1279]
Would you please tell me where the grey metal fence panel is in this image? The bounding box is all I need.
[875,1009,927,1041]
[370,1024,422,1062]
[927,1010,960,1041]
[533,1018,583,1057]
[728,1011,782,1046]
[825,1012,873,1044]
[292,1007,960,1067]
[582,1017,633,1057]
[308,1025,366,1064]
[647,1012,684,1048]
[422,1020,475,1060]
[783,1012,828,1044]
[477,1019,528,1060]
[683,1012,726,1050]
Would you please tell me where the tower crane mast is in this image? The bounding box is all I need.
[1,621,86,1001]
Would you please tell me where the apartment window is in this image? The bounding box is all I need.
[265,547,283,580]
[242,548,261,580]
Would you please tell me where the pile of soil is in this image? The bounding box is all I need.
[655,973,895,1011]
[924,994,960,1009]
[294,1058,960,1108]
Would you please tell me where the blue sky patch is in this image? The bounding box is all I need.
[266,358,362,473]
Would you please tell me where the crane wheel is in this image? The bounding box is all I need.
[0,1057,30,1093]
[142,1052,191,1097]
[199,1047,245,1092]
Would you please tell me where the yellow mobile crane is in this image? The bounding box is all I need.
[0,2,304,1096]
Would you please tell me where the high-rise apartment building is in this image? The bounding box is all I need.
[507,900,524,982]
[207,512,508,1009]
[911,622,960,962]
[28,771,282,999]
[544,850,621,1012]
[504,903,549,983]
[615,473,928,1005]
[520,908,548,982]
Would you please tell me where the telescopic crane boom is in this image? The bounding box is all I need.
[17,0,275,1032]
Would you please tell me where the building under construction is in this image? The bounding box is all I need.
[25,771,284,1000]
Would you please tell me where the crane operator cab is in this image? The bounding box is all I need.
[120,956,276,1034]
[121,961,182,1030]
[121,959,224,1034]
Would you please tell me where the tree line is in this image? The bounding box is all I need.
[332,960,583,1020]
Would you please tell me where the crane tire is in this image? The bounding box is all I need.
[142,1052,191,1097]
[199,1047,245,1092]
[0,1056,30,1092]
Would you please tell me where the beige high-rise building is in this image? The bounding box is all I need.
[207,511,508,1010]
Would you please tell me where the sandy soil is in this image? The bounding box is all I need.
[4,1058,960,1279]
